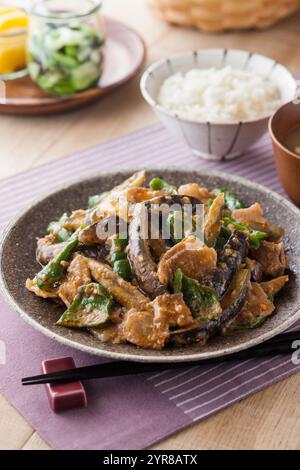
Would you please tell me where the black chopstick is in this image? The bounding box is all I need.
[263,330,299,344]
[21,330,299,386]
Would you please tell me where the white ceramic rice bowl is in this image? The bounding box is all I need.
[140,49,297,161]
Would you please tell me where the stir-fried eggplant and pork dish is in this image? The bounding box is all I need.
[26,171,289,350]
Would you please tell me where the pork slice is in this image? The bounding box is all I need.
[232,202,284,239]
[122,308,168,350]
[178,183,212,201]
[250,240,289,277]
[232,203,268,231]
[152,292,194,328]
[234,282,275,325]
[122,293,194,350]
[58,255,91,306]
[157,235,217,285]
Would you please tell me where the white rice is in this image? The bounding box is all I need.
[158,66,282,123]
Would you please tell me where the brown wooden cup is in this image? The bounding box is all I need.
[269,101,300,207]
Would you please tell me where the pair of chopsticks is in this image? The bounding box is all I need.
[22,330,300,386]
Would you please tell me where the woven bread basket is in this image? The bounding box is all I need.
[148,0,300,32]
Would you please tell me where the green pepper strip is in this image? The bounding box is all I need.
[230,315,266,331]
[215,226,232,250]
[57,282,113,328]
[167,211,185,244]
[113,259,132,281]
[88,192,108,209]
[47,213,72,243]
[36,235,79,290]
[173,268,220,321]
[223,216,268,249]
[213,188,245,211]
[110,234,132,281]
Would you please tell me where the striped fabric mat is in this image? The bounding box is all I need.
[148,353,299,423]
[0,124,299,450]
[0,124,283,227]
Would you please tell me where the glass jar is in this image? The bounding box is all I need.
[28,0,105,96]
[0,2,28,80]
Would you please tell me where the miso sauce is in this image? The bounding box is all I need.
[284,124,300,155]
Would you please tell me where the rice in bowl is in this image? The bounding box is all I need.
[158,65,282,124]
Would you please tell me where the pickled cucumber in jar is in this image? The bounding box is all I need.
[28,20,105,96]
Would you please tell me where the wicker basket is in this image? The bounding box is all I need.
[148,0,300,32]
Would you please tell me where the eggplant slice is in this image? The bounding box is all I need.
[79,215,127,245]
[128,194,202,297]
[144,194,201,212]
[36,236,69,266]
[172,268,251,345]
[128,203,166,297]
[77,243,110,262]
[212,230,249,298]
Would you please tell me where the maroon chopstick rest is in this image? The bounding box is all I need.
[42,357,87,412]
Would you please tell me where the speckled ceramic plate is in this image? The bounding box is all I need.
[0,169,300,363]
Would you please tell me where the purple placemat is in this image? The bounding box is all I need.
[0,124,299,450]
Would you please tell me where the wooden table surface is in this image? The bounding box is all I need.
[1,0,300,451]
